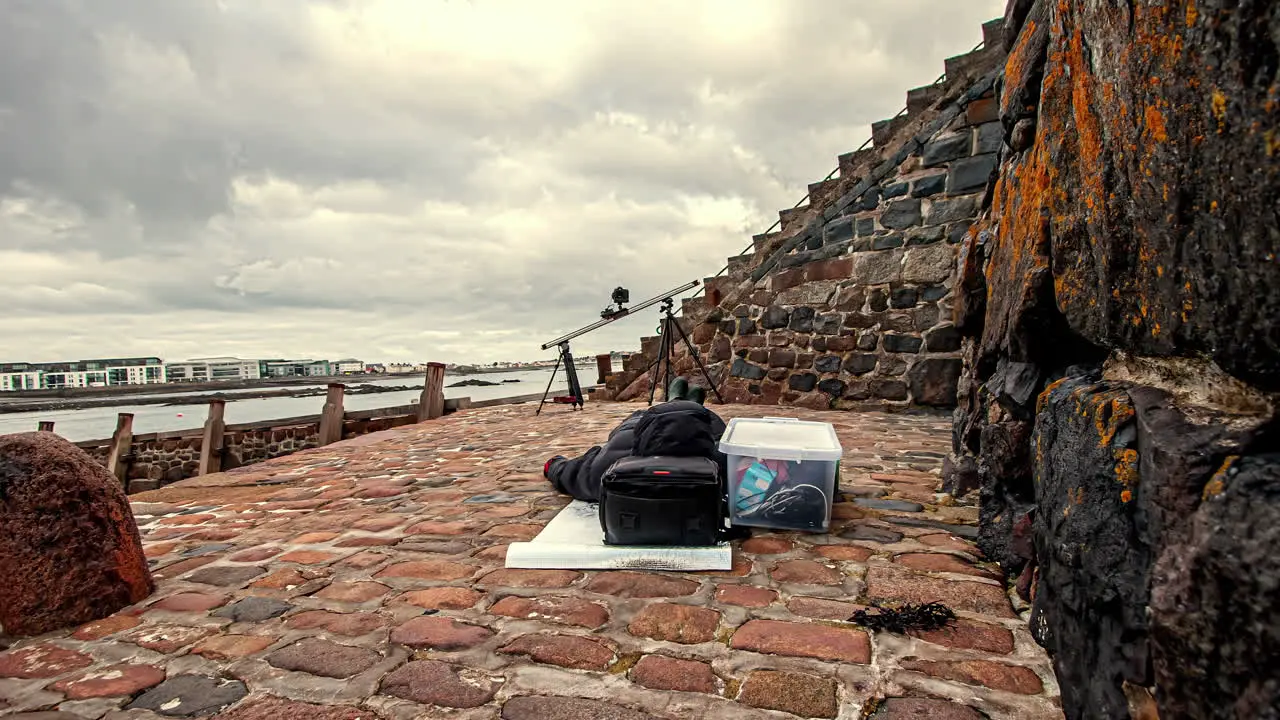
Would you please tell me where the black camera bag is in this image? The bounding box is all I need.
[599,455,724,546]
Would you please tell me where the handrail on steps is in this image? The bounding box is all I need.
[682,38,987,309]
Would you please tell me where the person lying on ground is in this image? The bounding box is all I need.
[543,378,724,502]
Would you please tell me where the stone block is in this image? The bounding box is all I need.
[872,234,905,250]
[976,121,1003,154]
[768,349,797,368]
[966,97,999,125]
[826,336,858,351]
[628,602,720,644]
[813,355,842,374]
[843,354,878,375]
[868,698,987,719]
[857,332,879,351]
[870,379,910,400]
[814,313,842,335]
[908,358,962,406]
[914,304,941,331]
[868,288,889,312]
[925,324,962,352]
[730,619,870,663]
[817,378,847,397]
[806,258,853,282]
[911,173,947,197]
[890,287,918,308]
[630,655,717,694]
[903,244,955,284]
[739,670,838,718]
[882,180,909,199]
[907,225,946,246]
[947,220,974,244]
[883,334,924,353]
[854,187,881,212]
[880,198,922,229]
[499,633,615,670]
[947,153,999,194]
[761,305,791,329]
[922,130,972,167]
[381,660,499,709]
[855,216,876,237]
[0,433,154,636]
[853,249,903,285]
[784,306,814,333]
[824,215,855,244]
[789,373,818,392]
[747,349,769,364]
[924,194,980,226]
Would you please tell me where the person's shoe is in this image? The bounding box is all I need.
[687,385,707,406]
[667,377,689,401]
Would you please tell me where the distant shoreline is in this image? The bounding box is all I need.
[0,364,596,411]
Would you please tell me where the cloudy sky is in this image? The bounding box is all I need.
[1,0,1002,366]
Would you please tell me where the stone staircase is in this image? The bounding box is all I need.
[598,17,1007,402]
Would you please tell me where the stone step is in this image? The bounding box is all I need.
[906,84,946,115]
[681,296,707,317]
[778,205,810,232]
[806,177,842,207]
[753,231,784,253]
[981,17,1004,48]
[872,114,913,150]
[943,45,1003,85]
[726,254,753,274]
[838,149,876,180]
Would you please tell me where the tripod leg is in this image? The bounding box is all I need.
[563,347,584,410]
[668,310,726,405]
[647,318,668,406]
[536,351,563,416]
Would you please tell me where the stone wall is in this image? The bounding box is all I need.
[949,2,1280,719]
[599,18,1009,411]
[75,405,425,493]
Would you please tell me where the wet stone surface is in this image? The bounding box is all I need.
[0,402,1060,719]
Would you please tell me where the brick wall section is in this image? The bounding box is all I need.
[604,34,1006,410]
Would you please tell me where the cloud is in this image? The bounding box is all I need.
[0,0,1003,364]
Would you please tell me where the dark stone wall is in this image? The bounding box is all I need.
[953,1,1280,718]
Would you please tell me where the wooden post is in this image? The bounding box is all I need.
[318,383,346,446]
[197,400,226,476]
[106,413,134,484]
[418,362,446,421]
[37,421,54,432]
[596,354,613,384]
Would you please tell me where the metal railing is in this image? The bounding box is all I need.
[681,37,988,309]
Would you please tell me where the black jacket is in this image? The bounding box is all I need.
[546,401,728,502]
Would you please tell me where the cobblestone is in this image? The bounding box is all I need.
[2,402,1060,719]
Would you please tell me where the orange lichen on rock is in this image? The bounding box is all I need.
[1145,105,1169,143]
[1202,456,1238,500]
[1114,449,1139,495]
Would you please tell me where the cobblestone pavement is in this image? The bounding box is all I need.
[1,402,1063,720]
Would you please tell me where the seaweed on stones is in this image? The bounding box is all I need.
[847,601,956,633]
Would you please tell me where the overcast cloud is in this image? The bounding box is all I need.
[0,0,1002,365]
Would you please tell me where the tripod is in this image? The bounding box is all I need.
[535,341,585,416]
[647,298,726,406]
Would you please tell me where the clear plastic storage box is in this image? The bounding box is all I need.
[718,416,843,532]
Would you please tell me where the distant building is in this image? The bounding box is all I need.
[386,363,417,375]
[365,363,386,375]
[0,357,166,392]
[165,357,262,383]
[334,358,364,375]
[261,359,332,378]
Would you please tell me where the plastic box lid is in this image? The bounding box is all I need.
[718,417,843,462]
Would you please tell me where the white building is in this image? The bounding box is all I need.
[334,358,364,374]
[0,358,167,391]
[165,357,262,383]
